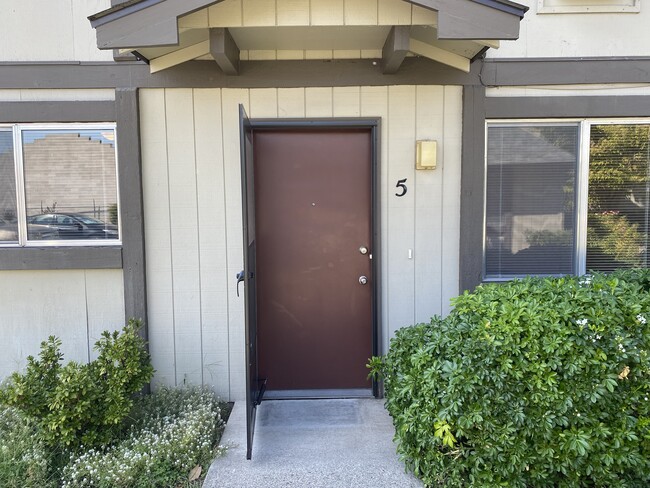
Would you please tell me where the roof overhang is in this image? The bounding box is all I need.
[89,0,527,75]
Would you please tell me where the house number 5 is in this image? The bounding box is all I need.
[395,178,408,197]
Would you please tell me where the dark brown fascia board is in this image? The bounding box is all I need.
[481,57,650,86]
[1,57,650,90]
[91,0,224,49]
[404,0,524,40]
[0,58,480,89]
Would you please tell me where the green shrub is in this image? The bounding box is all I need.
[0,406,52,488]
[0,319,154,451]
[61,387,226,488]
[370,270,650,487]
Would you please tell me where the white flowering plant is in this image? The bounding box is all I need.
[61,387,227,488]
[0,406,53,488]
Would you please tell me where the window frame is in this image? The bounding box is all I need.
[0,122,122,248]
[537,0,641,14]
[483,117,650,281]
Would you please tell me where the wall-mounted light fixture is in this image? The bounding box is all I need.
[416,140,437,170]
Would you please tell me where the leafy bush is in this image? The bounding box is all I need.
[61,387,226,488]
[0,319,154,450]
[0,406,52,488]
[370,270,650,487]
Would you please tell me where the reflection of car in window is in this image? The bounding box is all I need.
[0,217,58,241]
[26,213,118,240]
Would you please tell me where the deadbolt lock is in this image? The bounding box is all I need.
[359,276,368,285]
[359,246,369,255]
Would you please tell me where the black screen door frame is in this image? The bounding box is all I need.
[240,105,266,460]
[239,114,382,459]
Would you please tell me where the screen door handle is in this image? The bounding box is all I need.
[236,270,244,297]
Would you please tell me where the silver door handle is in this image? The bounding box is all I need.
[359,276,368,285]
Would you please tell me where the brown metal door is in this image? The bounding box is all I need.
[254,129,373,391]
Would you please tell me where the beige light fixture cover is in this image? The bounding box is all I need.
[416,140,437,170]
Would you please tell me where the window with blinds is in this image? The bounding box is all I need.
[485,124,579,278]
[485,120,650,280]
[587,124,650,272]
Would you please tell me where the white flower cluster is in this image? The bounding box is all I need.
[61,388,226,487]
[576,318,588,327]
[0,406,49,484]
[637,314,647,325]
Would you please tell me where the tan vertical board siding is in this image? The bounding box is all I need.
[378,0,412,25]
[140,85,458,400]
[387,85,416,337]
[140,89,177,388]
[85,269,126,361]
[440,86,462,314]
[178,9,209,29]
[243,0,277,27]
[344,0,379,25]
[220,89,249,401]
[193,89,231,395]
[305,87,334,116]
[208,0,243,27]
[411,5,438,25]
[414,86,444,323]
[277,0,310,26]
[311,0,345,25]
[360,86,390,351]
[333,86,361,117]
[164,89,202,387]
[278,88,306,117]
[0,270,123,380]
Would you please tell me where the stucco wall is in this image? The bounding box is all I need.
[0,0,113,62]
[139,85,462,401]
[487,0,650,58]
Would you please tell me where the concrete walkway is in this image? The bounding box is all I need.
[203,399,423,488]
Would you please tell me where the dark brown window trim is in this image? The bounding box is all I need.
[460,92,650,292]
[0,99,122,272]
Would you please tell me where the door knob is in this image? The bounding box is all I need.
[359,276,368,285]
[359,246,368,255]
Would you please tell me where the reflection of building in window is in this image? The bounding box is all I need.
[0,125,119,246]
[22,132,117,223]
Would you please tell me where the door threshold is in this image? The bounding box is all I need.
[263,388,374,400]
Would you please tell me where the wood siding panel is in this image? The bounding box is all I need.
[0,270,123,380]
[277,0,310,26]
[333,86,361,116]
[345,0,379,25]
[165,89,202,387]
[140,88,176,388]
[305,87,333,117]
[243,0,276,27]
[220,89,249,401]
[208,0,243,27]
[441,86,462,315]
[250,88,279,118]
[278,88,306,117]
[378,0,412,25]
[387,85,416,336]
[311,0,345,25]
[414,85,444,323]
[193,88,230,394]
[85,269,126,361]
